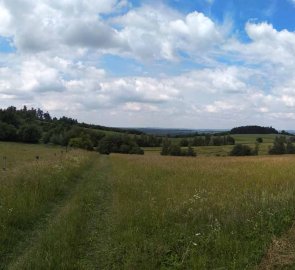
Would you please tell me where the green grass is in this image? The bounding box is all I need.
[3,142,295,269]
[0,142,95,268]
[144,134,279,156]
[98,154,295,269]
[8,156,111,270]
[232,134,278,144]
[0,142,65,168]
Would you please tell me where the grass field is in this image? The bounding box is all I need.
[2,141,295,269]
[145,134,277,156]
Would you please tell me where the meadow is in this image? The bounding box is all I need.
[145,134,276,156]
[1,140,295,269]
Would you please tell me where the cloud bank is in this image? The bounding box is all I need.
[0,0,295,128]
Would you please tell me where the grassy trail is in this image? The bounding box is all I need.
[4,148,295,269]
[0,149,93,269]
[6,155,111,269]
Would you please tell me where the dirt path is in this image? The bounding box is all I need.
[258,224,295,269]
[6,155,111,269]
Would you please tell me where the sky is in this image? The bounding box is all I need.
[0,0,295,129]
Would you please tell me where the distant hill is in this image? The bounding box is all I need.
[136,128,197,136]
[136,128,228,136]
[230,125,279,134]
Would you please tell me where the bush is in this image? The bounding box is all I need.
[286,141,295,154]
[230,144,256,156]
[129,146,144,155]
[169,144,182,156]
[68,136,93,150]
[256,137,263,143]
[161,139,171,155]
[119,144,131,154]
[161,141,196,157]
[97,135,144,155]
[180,138,189,147]
[97,138,111,155]
[269,136,286,155]
[0,122,18,141]
[50,134,65,145]
[19,124,42,143]
[186,144,197,157]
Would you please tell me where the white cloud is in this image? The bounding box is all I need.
[114,6,223,61]
[2,48,295,128]
[1,1,295,128]
[0,0,129,53]
[0,1,224,62]
[205,101,234,113]
[0,2,11,36]
[227,22,295,67]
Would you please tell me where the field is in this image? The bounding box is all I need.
[1,141,295,269]
[144,134,278,156]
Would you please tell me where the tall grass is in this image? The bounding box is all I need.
[0,145,93,268]
[3,142,295,269]
[102,154,295,269]
[8,156,111,270]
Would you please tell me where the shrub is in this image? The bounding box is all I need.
[97,138,111,155]
[269,137,286,155]
[286,141,295,154]
[179,138,189,147]
[186,144,197,157]
[0,122,18,141]
[97,135,144,155]
[161,139,171,155]
[169,144,182,156]
[68,136,93,151]
[161,141,196,157]
[119,144,131,154]
[256,137,263,143]
[18,124,42,143]
[50,134,65,145]
[129,146,144,155]
[230,144,256,156]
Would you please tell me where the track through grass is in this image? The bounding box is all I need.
[7,155,111,269]
[3,143,295,269]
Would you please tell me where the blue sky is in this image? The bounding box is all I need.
[167,0,294,30]
[0,0,295,129]
[0,36,15,53]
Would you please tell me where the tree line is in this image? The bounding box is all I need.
[268,136,295,155]
[179,135,235,147]
[229,136,295,156]
[230,125,278,134]
[161,139,196,157]
[0,106,145,155]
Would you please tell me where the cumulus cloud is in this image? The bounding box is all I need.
[0,1,224,61]
[114,6,223,60]
[227,22,295,67]
[1,1,295,128]
[0,2,11,36]
[0,0,129,53]
[64,20,126,49]
[0,51,284,128]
